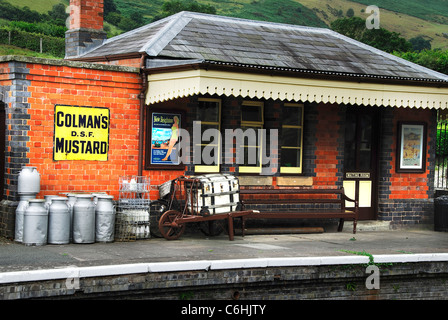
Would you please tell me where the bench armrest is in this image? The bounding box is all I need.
[342,194,358,206]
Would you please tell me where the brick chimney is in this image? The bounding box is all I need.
[65,0,107,58]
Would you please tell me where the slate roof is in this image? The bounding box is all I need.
[77,11,448,83]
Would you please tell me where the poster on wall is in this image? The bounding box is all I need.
[150,112,182,166]
[397,122,427,173]
[53,105,110,161]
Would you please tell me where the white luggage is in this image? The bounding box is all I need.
[186,174,240,215]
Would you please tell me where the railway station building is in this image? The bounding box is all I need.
[1,0,448,237]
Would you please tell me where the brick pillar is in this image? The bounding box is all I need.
[313,103,343,187]
[0,61,32,238]
[65,0,107,58]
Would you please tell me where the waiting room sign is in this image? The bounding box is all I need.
[53,105,110,161]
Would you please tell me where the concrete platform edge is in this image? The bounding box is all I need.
[2,253,448,285]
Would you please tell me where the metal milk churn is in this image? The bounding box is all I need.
[95,195,116,243]
[44,195,58,211]
[72,194,95,244]
[14,194,35,243]
[92,193,107,206]
[48,197,70,245]
[23,199,48,246]
[18,166,40,195]
[15,166,40,243]
[66,193,77,242]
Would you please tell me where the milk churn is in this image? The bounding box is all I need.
[18,166,40,195]
[95,195,116,243]
[16,166,40,243]
[23,199,48,246]
[72,194,95,244]
[48,197,70,245]
[92,193,107,206]
[66,193,77,242]
[14,194,35,243]
[44,195,58,211]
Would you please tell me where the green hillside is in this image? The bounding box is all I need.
[113,0,327,27]
[350,0,448,24]
[4,0,65,13]
[4,0,448,40]
[1,0,447,58]
[299,0,448,50]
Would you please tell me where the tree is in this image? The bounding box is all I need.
[48,3,67,26]
[105,12,122,26]
[395,49,448,75]
[104,0,119,16]
[0,1,43,23]
[118,16,138,32]
[130,12,144,26]
[346,8,354,18]
[153,0,217,21]
[331,17,412,53]
[409,36,432,52]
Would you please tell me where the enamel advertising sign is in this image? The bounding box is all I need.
[53,105,110,161]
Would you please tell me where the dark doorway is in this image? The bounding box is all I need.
[343,106,379,220]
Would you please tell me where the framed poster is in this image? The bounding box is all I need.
[396,122,427,173]
[147,110,185,169]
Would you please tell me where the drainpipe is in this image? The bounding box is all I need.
[138,55,148,176]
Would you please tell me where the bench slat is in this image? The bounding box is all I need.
[239,187,358,234]
[240,188,343,195]
[241,199,343,204]
[243,211,356,219]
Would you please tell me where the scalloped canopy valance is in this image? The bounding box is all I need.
[146,69,448,109]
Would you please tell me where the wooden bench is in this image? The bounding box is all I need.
[239,187,358,234]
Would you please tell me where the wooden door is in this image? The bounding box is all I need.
[343,107,379,220]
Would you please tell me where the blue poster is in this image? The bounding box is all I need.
[151,112,181,165]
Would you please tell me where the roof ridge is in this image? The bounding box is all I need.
[142,11,193,56]
[107,13,181,45]
[72,13,178,59]
[180,10,331,33]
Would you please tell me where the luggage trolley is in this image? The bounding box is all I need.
[157,174,254,240]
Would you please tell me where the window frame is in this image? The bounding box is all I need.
[239,101,264,174]
[194,97,222,173]
[280,103,304,174]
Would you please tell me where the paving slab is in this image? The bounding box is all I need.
[0,228,447,274]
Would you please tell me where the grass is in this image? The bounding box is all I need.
[3,0,65,14]
[350,0,448,22]
[0,44,62,59]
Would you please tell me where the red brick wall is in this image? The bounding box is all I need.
[1,59,436,204]
[389,108,433,200]
[24,62,142,199]
[313,103,340,187]
[0,63,10,85]
[69,0,104,31]
[94,58,143,68]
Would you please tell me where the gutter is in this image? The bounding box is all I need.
[138,54,149,176]
[144,58,448,88]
